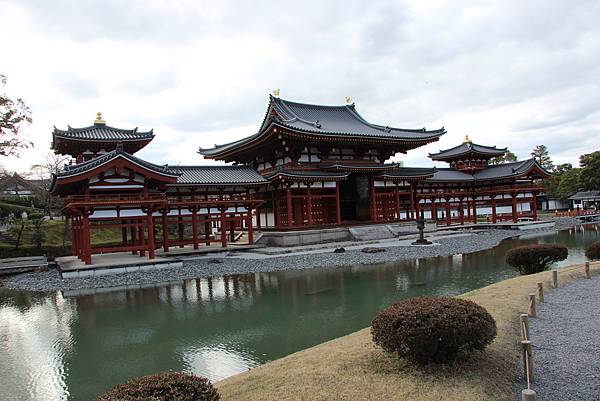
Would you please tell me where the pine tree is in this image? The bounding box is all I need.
[531,145,554,171]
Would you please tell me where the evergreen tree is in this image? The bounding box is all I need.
[579,151,600,190]
[531,145,554,171]
[489,149,517,165]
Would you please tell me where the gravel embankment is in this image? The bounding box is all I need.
[0,218,581,292]
[514,276,600,401]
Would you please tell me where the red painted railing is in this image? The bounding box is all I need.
[555,209,599,217]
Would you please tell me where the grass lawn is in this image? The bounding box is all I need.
[216,262,599,401]
[3,219,121,247]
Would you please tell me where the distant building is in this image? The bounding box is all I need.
[0,173,47,197]
[569,191,600,209]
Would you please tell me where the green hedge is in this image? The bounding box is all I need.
[0,245,71,260]
[505,243,568,275]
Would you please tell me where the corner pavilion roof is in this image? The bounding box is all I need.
[429,140,507,161]
[51,113,155,156]
[426,158,551,183]
[199,96,445,158]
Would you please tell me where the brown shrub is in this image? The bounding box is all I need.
[505,243,568,275]
[371,297,497,365]
[95,372,220,401]
[585,240,600,260]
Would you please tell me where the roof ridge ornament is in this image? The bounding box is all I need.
[273,89,280,97]
[463,134,471,143]
[94,112,106,125]
[345,96,353,105]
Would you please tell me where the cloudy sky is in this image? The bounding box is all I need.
[1,0,599,173]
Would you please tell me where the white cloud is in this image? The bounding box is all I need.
[1,0,599,173]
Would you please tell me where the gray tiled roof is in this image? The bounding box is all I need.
[473,159,541,180]
[168,166,268,185]
[264,169,349,180]
[55,147,176,178]
[378,167,436,178]
[52,123,154,144]
[568,191,600,200]
[428,168,475,182]
[321,162,399,171]
[429,142,506,160]
[200,96,445,156]
[426,158,551,183]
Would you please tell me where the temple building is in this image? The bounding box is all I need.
[50,99,551,264]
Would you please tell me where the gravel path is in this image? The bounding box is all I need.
[515,276,600,401]
[0,218,580,292]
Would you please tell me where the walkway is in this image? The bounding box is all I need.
[521,276,600,400]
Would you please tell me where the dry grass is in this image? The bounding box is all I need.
[216,262,599,401]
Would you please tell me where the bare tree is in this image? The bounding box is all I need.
[0,74,33,157]
[28,152,69,219]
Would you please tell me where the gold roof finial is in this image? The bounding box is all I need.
[463,134,471,143]
[273,89,280,97]
[94,112,106,125]
[345,96,353,104]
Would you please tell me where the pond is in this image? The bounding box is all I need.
[0,225,598,401]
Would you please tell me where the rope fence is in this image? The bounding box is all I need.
[518,263,595,401]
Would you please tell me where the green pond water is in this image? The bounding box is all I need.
[1,225,598,401]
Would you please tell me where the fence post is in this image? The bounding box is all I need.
[520,313,530,340]
[521,340,534,383]
[536,282,544,302]
[528,293,536,317]
[522,389,537,401]
[585,262,591,279]
[552,270,558,288]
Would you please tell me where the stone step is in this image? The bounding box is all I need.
[349,225,395,241]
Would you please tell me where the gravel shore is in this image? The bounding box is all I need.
[514,276,600,401]
[0,218,581,292]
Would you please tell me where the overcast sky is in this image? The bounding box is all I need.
[1,0,599,173]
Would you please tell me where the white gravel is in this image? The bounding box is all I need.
[515,276,600,401]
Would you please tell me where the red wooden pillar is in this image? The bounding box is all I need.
[459,198,465,225]
[395,184,401,221]
[121,222,127,247]
[138,219,146,257]
[409,185,416,220]
[130,220,137,255]
[472,198,477,224]
[82,213,92,265]
[307,185,313,226]
[532,193,538,220]
[466,199,471,222]
[431,199,437,222]
[191,208,199,250]
[162,211,169,252]
[274,189,280,227]
[445,199,451,226]
[178,212,184,248]
[70,217,77,257]
[147,211,155,259]
[247,207,254,244]
[512,193,518,223]
[256,206,261,229]
[286,186,293,227]
[220,209,227,247]
[335,181,341,225]
[491,197,497,223]
[370,178,377,222]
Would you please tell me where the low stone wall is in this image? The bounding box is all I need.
[256,227,352,246]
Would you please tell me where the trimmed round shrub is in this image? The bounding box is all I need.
[506,243,568,275]
[371,297,497,364]
[585,240,600,260]
[95,372,220,401]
